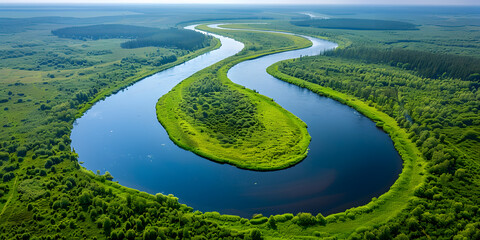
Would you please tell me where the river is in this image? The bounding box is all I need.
[70,24,402,218]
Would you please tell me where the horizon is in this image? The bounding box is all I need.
[1,1,479,6]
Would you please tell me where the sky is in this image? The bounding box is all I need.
[1,0,479,5]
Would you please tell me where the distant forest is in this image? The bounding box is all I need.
[120,29,211,50]
[51,24,160,39]
[325,47,480,81]
[291,18,418,30]
[52,24,211,50]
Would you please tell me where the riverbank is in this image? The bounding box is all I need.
[76,37,221,118]
[264,61,426,238]
[156,25,312,171]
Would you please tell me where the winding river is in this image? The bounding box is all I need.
[71,24,402,218]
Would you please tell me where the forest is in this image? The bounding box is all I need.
[324,47,480,81]
[53,24,212,50]
[51,24,162,40]
[291,18,418,30]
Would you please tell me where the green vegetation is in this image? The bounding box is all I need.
[324,47,480,81]
[1,5,480,240]
[52,24,162,40]
[53,24,212,50]
[156,25,312,170]
[265,51,479,238]
[292,18,418,30]
[0,14,246,239]
[219,19,480,57]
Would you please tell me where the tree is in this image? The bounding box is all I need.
[316,213,327,226]
[78,192,92,206]
[247,229,263,240]
[126,229,135,240]
[103,218,112,236]
[143,227,157,240]
[295,212,316,227]
[267,216,277,229]
[16,147,27,157]
[0,152,8,161]
[44,160,53,169]
[103,171,114,181]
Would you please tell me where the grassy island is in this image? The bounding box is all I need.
[156,25,312,170]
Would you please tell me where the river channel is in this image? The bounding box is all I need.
[70,24,402,217]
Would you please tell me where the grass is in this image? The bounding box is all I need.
[156,25,313,171]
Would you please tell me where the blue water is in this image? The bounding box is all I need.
[71,25,402,218]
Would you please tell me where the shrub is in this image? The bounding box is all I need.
[155,193,166,203]
[273,213,294,223]
[294,212,317,227]
[17,146,27,157]
[316,213,327,226]
[79,192,93,206]
[143,226,158,240]
[126,229,135,240]
[267,216,277,229]
[103,218,112,236]
[0,152,9,161]
[250,217,268,225]
[247,229,263,240]
[44,160,53,169]
[2,172,14,182]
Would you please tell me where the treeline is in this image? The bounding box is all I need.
[121,29,211,50]
[291,18,418,30]
[325,47,480,81]
[52,24,212,51]
[0,49,36,59]
[51,24,161,40]
[121,54,177,67]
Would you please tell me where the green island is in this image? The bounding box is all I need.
[156,25,312,170]
[1,5,480,240]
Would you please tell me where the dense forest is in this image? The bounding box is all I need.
[120,29,211,50]
[324,47,480,81]
[52,24,212,50]
[291,18,418,30]
[272,50,480,239]
[51,24,162,40]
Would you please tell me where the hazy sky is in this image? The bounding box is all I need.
[2,0,479,5]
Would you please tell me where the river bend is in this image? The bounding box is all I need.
[71,24,402,217]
